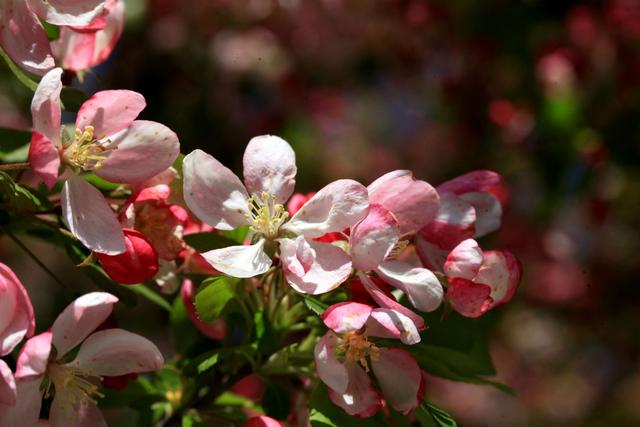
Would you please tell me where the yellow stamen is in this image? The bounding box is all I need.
[338,332,379,372]
[244,192,289,239]
[47,363,104,412]
[63,125,117,172]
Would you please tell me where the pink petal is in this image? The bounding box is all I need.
[180,279,226,340]
[437,170,507,204]
[30,67,62,145]
[242,135,296,204]
[350,204,399,272]
[72,328,164,376]
[28,132,60,190]
[358,275,425,331]
[183,149,250,231]
[0,263,35,356]
[327,363,382,418]
[51,292,118,358]
[49,393,107,427]
[443,238,483,280]
[245,416,284,427]
[314,332,349,394]
[26,0,105,26]
[366,308,420,345]
[367,170,439,234]
[0,377,43,427]
[278,236,315,278]
[459,192,502,238]
[419,192,476,251]
[377,260,443,312]
[61,175,126,255]
[0,0,54,75]
[446,278,493,318]
[75,90,145,140]
[201,240,271,278]
[96,229,159,284]
[283,179,369,238]
[283,241,351,295]
[321,302,373,334]
[475,250,522,307]
[96,120,180,184]
[15,331,52,379]
[414,235,449,272]
[0,360,16,406]
[371,348,422,414]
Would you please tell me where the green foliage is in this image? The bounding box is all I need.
[0,171,53,214]
[0,48,38,91]
[194,276,240,322]
[0,128,31,162]
[303,295,329,315]
[415,402,458,427]
[183,232,239,252]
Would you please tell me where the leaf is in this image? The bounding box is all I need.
[415,403,457,427]
[0,171,53,214]
[40,20,60,41]
[183,232,239,252]
[84,173,120,191]
[308,383,388,427]
[304,296,328,315]
[129,284,172,312]
[194,276,239,322]
[0,127,31,161]
[0,48,38,91]
[223,226,250,244]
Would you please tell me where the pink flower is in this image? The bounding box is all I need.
[0,0,105,75]
[417,170,507,271]
[443,239,522,318]
[96,228,159,284]
[0,292,164,427]
[350,171,443,312]
[183,136,369,294]
[28,67,180,255]
[314,302,424,417]
[0,263,35,407]
[246,416,284,427]
[52,0,125,74]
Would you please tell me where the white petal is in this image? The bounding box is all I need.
[314,332,348,394]
[183,149,250,230]
[0,377,43,427]
[366,309,420,345]
[0,360,16,406]
[30,67,62,145]
[50,395,107,427]
[26,0,104,26]
[278,236,315,278]
[350,204,399,272]
[243,135,297,203]
[377,260,443,312]
[459,192,502,238]
[201,240,271,278]
[443,238,483,280]
[283,241,351,295]
[371,348,423,414]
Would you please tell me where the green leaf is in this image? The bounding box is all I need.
[129,284,172,312]
[41,20,60,40]
[309,384,388,427]
[84,173,120,191]
[416,403,457,427]
[195,276,240,322]
[195,352,220,374]
[0,48,38,91]
[0,171,53,214]
[183,232,239,252]
[304,296,328,315]
[0,127,31,161]
[223,226,250,244]
[262,382,291,420]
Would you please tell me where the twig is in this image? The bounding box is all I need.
[0,162,30,170]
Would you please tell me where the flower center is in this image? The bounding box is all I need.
[47,363,104,412]
[338,332,379,371]
[62,125,117,172]
[245,192,289,239]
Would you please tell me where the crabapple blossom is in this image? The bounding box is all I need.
[0,292,164,427]
[314,302,424,417]
[95,228,159,284]
[28,67,180,255]
[0,0,105,75]
[443,239,522,317]
[183,135,369,294]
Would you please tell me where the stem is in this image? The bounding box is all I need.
[0,162,30,170]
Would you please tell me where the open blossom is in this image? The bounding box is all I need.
[52,0,125,74]
[0,263,35,407]
[28,67,180,255]
[443,239,522,318]
[417,170,507,271]
[0,292,164,427]
[183,135,369,294]
[350,171,443,312]
[315,302,424,417]
[0,0,105,75]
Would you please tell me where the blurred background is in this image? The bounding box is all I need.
[2,0,640,425]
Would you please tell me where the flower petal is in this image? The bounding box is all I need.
[15,331,52,379]
[459,192,502,238]
[475,250,521,307]
[0,360,16,406]
[321,302,373,334]
[61,175,126,255]
[414,235,449,272]
[0,263,35,356]
[0,0,54,75]
[314,332,349,394]
[371,348,422,414]
[201,240,271,278]
[51,292,118,358]
[437,170,507,203]
[49,393,107,427]
[443,238,483,280]
[96,120,180,184]
[366,308,420,345]
[283,179,368,238]
[72,328,164,376]
[283,241,351,295]
[96,229,159,284]
[328,363,382,418]
[75,90,145,139]
[183,149,250,230]
[358,275,425,330]
[367,170,439,234]
[0,377,43,427]
[377,260,443,312]
[278,236,315,278]
[419,192,476,251]
[242,135,297,204]
[30,67,62,144]
[446,278,493,318]
[26,0,105,26]
[350,204,399,272]
[245,416,284,427]
[28,132,60,189]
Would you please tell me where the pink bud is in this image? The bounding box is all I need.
[96,229,159,284]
